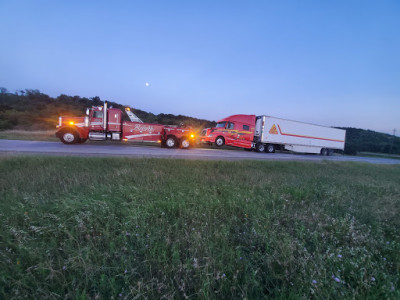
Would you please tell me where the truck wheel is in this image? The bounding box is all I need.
[255,143,265,152]
[327,149,334,156]
[265,144,275,153]
[61,131,78,144]
[215,136,225,147]
[180,138,190,149]
[165,136,177,148]
[320,148,328,156]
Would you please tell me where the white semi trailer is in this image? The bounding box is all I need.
[254,115,346,155]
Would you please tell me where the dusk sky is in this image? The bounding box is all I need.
[1,0,399,134]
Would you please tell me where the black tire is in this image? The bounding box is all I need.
[165,136,177,148]
[265,144,275,153]
[320,148,328,156]
[180,138,190,149]
[60,131,78,144]
[327,149,334,156]
[255,143,265,153]
[215,136,225,147]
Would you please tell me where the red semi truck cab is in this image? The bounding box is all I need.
[201,114,256,149]
[56,102,195,149]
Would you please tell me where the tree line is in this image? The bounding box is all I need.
[338,127,399,155]
[0,88,216,132]
[1,87,399,155]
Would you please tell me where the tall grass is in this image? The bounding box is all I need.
[0,157,399,299]
[0,130,58,141]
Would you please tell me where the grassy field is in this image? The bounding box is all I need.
[0,130,58,141]
[0,157,399,299]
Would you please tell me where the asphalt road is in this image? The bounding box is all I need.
[1,139,399,164]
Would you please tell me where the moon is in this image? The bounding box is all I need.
[145,82,149,87]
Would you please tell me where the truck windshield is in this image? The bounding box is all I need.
[216,122,226,128]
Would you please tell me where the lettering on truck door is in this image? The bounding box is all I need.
[123,123,163,141]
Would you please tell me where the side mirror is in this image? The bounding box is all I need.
[86,108,89,115]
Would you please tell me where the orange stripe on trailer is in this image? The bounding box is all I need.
[277,125,344,143]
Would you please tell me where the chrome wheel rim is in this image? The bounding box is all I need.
[181,140,190,148]
[63,133,74,143]
[166,138,175,147]
[216,138,223,146]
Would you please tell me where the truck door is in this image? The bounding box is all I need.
[226,122,237,145]
[90,110,104,131]
[233,124,253,148]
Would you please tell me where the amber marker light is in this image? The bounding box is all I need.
[190,134,195,138]
[157,140,161,143]
[123,138,128,142]
[125,107,131,111]
[69,121,74,125]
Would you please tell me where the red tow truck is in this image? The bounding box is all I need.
[56,101,195,148]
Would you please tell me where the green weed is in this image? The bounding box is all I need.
[0,157,399,299]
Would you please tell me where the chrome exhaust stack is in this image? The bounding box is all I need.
[103,101,108,131]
